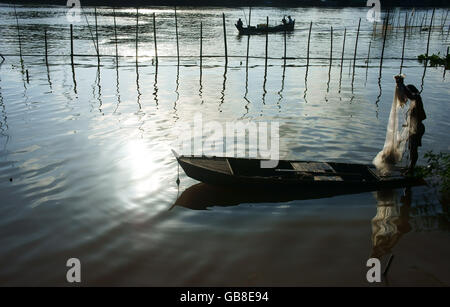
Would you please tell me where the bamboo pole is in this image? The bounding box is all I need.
[44,29,48,66]
[223,13,228,66]
[416,9,420,26]
[339,28,346,81]
[70,24,74,66]
[444,47,450,78]
[425,8,435,57]
[372,21,377,39]
[113,8,118,68]
[366,40,372,69]
[13,5,22,62]
[175,7,179,66]
[442,9,449,30]
[400,12,408,74]
[200,21,202,72]
[379,10,390,77]
[420,12,425,30]
[328,26,333,89]
[352,18,361,80]
[440,9,445,29]
[284,29,287,60]
[329,26,333,69]
[135,8,138,64]
[444,46,449,78]
[306,21,312,68]
[153,12,158,63]
[265,16,269,70]
[95,7,99,66]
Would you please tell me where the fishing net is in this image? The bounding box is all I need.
[373,76,412,175]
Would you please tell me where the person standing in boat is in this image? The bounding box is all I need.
[236,18,243,30]
[406,85,426,174]
[395,75,427,174]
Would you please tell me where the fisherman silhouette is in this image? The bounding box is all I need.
[373,75,426,175]
[236,18,243,30]
[394,75,426,174]
[287,16,293,25]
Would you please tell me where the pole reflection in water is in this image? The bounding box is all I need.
[242,35,251,118]
[277,61,286,112]
[46,61,52,91]
[153,62,159,107]
[71,62,77,95]
[96,66,103,114]
[262,61,267,107]
[199,22,204,105]
[173,65,180,121]
[199,69,204,105]
[303,65,309,104]
[420,62,427,93]
[375,73,382,119]
[0,62,9,152]
[136,61,142,110]
[219,64,227,112]
[113,64,121,114]
[371,188,412,259]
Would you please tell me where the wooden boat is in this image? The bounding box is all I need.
[174,153,425,192]
[235,21,295,35]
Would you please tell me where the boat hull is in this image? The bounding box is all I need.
[176,156,424,192]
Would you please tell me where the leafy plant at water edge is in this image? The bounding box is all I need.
[415,151,450,198]
[417,52,450,69]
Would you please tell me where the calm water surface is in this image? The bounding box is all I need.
[0,4,449,285]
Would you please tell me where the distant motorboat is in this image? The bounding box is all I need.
[235,20,295,35]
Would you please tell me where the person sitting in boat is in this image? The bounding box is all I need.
[236,18,243,30]
[287,16,293,25]
[282,16,287,25]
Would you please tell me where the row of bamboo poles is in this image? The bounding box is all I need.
[8,5,449,86]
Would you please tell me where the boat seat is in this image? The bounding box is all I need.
[291,162,336,173]
[313,176,344,181]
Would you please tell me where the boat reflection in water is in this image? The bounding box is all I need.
[173,183,317,210]
[173,182,407,211]
[371,188,412,259]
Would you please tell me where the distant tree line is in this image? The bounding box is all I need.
[4,0,450,7]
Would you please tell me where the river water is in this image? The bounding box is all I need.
[0,4,449,286]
